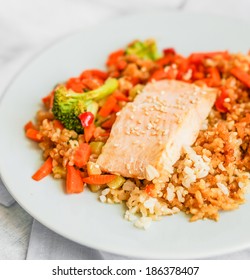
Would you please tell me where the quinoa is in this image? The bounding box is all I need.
[27,41,250,229]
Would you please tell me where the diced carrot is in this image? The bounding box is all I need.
[66,77,84,93]
[206,67,221,87]
[112,103,121,113]
[66,165,84,194]
[80,69,108,80]
[189,51,229,64]
[84,122,96,143]
[53,120,64,130]
[156,56,173,67]
[150,67,176,81]
[215,88,229,113]
[42,91,54,109]
[81,78,103,90]
[82,174,117,185]
[145,184,155,197]
[106,49,124,67]
[24,121,35,131]
[112,91,129,102]
[117,60,127,71]
[231,67,250,88]
[74,143,91,168]
[98,131,110,138]
[32,157,53,181]
[26,128,43,142]
[149,68,168,81]
[98,95,117,117]
[101,114,116,129]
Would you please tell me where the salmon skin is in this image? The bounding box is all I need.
[97,80,217,182]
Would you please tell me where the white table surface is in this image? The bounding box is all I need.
[1,0,250,260]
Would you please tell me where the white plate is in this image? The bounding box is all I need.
[1,11,250,259]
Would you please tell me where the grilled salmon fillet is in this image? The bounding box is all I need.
[97,80,217,182]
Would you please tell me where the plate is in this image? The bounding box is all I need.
[1,11,250,259]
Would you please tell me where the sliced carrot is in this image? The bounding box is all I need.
[82,174,117,185]
[150,67,175,81]
[84,122,96,143]
[81,78,103,90]
[66,165,84,194]
[231,67,250,88]
[32,157,53,181]
[98,95,117,117]
[113,91,129,102]
[42,90,54,109]
[26,128,43,142]
[188,51,229,64]
[215,87,229,113]
[156,54,174,67]
[74,143,91,168]
[101,114,116,129]
[24,121,35,131]
[207,67,221,87]
[145,184,155,197]
[80,69,108,80]
[112,103,121,113]
[117,60,127,70]
[53,120,64,130]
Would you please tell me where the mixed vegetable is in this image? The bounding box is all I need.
[25,39,250,195]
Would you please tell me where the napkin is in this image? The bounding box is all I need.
[26,220,132,260]
[0,179,15,207]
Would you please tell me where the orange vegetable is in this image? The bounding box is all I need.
[207,67,221,87]
[101,114,116,129]
[81,78,103,90]
[215,88,229,113]
[53,120,64,130]
[32,157,53,181]
[84,122,96,143]
[42,90,54,109]
[113,91,129,102]
[66,77,84,93]
[231,67,250,88]
[112,103,121,113]
[106,49,124,67]
[82,174,117,185]
[80,69,108,80]
[24,121,35,131]
[117,60,127,70]
[145,184,155,197]
[149,68,168,81]
[150,67,176,81]
[26,128,43,142]
[66,165,84,194]
[189,51,229,64]
[98,95,117,117]
[74,143,91,168]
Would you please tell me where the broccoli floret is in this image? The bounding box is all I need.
[125,39,161,61]
[52,78,118,133]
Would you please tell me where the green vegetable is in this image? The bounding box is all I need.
[52,78,118,133]
[89,141,104,155]
[107,176,126,189]
[125,39,161,61]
